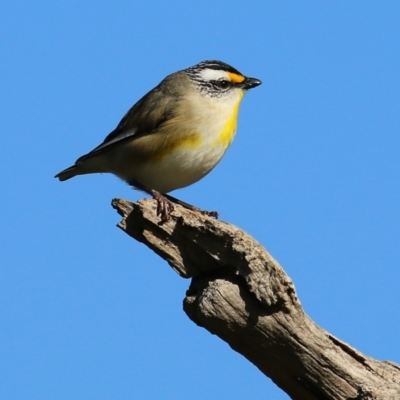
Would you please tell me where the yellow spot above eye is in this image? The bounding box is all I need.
[227,72,245,83]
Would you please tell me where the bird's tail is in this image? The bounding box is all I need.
[55,165,80,181]
[55,149,110,181]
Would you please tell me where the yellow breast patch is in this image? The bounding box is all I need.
[214,92,244,148]
[150,132,202,161]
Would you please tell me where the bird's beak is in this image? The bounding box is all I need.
[242,77,262,90]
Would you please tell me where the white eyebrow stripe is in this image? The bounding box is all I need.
[198,68,229,82]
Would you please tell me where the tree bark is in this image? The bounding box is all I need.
[112,198,400,400]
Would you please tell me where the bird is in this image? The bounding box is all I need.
[55,60,261,222]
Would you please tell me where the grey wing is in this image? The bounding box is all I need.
[77,128,137,161]
[76,80,179,164]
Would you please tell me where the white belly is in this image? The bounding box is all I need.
[134,142,228,193]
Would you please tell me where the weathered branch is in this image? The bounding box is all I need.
[112,198,400,400]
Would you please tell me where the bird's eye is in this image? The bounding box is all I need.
[213,80,230,89]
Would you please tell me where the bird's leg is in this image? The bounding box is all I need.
[150,189,175,223]
[163,193,219,219]
[129,181,174,223]
[129,180,218,221]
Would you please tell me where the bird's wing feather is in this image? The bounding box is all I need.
[85,128,137,154]
[76,82,179,164]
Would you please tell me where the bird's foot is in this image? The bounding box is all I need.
[201,210,219,219]
[131,181,218,222]
[151,190,175,223]
[164,193,218,219]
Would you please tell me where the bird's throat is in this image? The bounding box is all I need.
[215,92,244,148]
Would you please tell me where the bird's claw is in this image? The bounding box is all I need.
[201,210,219,219]
[152,191,174,223]
[150,189,218,223]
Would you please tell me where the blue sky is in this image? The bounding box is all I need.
[1,2,399,399]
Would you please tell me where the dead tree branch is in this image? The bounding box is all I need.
[112,198,400,400]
